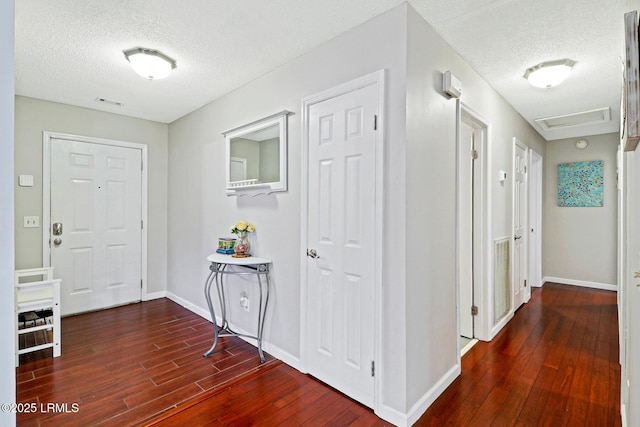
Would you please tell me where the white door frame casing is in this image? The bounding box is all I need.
[456,101,493,343]
[42,131,149,300]
[300,70,385,413]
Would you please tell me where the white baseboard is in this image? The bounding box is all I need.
[165,291,301,370]
[376,363,460,426]
[542,276,617,292]
[405,363,460,426]
[166,291,211,320]
[375,404,409,427]
[143,290,167,301]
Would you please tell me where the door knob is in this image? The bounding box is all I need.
[514,235,522,240]
[53,238,62,246]
[307,249,320,259]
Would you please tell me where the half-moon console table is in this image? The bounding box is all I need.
[203,253,271,362]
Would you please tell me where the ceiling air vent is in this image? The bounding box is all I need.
[95,97,124,107]
[534,107,610,130]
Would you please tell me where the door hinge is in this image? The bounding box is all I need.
[141,159,144,171]
[371,360,375,377]
[141,220,144,230]
[471,306,478,316]
[373,115,378,130]
[472,149,478,160]
[140,279,143,289]
[524,279,527,287]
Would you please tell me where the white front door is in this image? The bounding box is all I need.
[305,82,378,407]
[513,139,529,308]
[50,138,142,315]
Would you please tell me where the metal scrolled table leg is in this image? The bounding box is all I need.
[203,262,221,357]
[203,259,270,363]
[255,263,270,362]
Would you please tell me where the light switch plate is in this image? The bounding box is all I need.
[19,175,34,187]
[24,216,39,228]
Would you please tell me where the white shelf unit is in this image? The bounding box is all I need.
[15,267,61,366]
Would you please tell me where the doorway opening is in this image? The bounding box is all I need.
[457,102,490,351]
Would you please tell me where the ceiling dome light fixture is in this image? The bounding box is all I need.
[524,59,576,89]
[123,47,176,80]
[575,139,588,149]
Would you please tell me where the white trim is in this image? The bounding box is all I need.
[166,291,210,319]
[489,311,515,341]
[42,131,149,301]
[300,70,386,412]
[143,291,167,301]
[460,338,478,356]
[405,364,460,426]
[165,291,301,369]
[542,276,617,292]
[457,102,492,343]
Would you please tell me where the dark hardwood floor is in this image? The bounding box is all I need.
[16,282,620,426]
[417,282,621,427]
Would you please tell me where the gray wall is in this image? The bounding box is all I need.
[167,5,409,415]
[167,3,548,420]
[543,132,618,286]
[14,96,169,294]
[405,5,546,408]
[259,137,280,183]
[229,138,260,180]
[1,1,16,425]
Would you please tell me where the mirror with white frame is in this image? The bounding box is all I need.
[224,110,290,196]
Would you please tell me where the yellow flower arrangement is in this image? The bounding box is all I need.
[230,221,255,234]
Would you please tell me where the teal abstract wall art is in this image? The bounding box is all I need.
[557,160,604,207]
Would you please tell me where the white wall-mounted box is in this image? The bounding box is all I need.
[443,71,462,98]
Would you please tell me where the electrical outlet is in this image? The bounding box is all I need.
[239,293,250,312]
[24,216,39,228]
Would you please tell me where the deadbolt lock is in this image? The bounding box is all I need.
[52,223,63,236]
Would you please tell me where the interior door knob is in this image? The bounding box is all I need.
[307,249,320,259]
[53,238,62,246]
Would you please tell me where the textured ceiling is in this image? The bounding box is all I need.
[15,0,628,140]
[411,0,627,140]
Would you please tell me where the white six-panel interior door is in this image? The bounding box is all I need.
[302,74,381,409]
[46,135,144,315]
